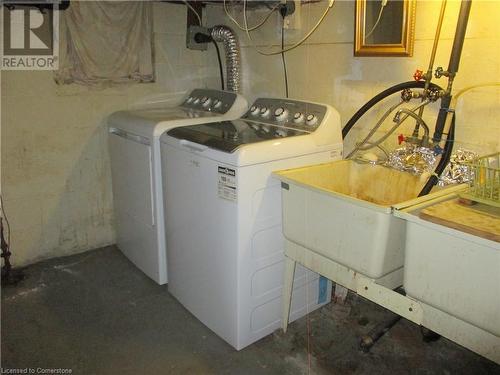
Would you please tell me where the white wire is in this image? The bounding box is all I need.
[183,1,202,26]
[243,0,335,56]
[365,0,386,39]
[223,0,280,32]
[441,82,500,141]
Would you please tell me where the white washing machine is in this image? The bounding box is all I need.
[160,98,343,349]
[107,89,247,284]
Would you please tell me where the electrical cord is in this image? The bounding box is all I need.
[224,0,280,32]
[243,0,335,56]
[212,40,225,91]
[1,193,24,284]
[183,1,202,26]
[280,12,289,98]
[364,0,387,40]
[440,82,500,137]
[0,195,11,247]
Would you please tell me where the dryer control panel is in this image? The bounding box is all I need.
[181,89,238,115]
[242,98,327,133]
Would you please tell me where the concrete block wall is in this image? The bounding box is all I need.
[1,2,218,266]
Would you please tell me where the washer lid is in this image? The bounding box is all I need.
[166,120,309,153]
[109,107,218,126]
[107,107,221,139]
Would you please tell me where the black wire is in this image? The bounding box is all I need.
[281,17,289,98]
[212,40,225,91]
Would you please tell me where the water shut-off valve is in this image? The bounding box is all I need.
[398,134,406,145]
[413,69,424,82]
[434,66,450,79]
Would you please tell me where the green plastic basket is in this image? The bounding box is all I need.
[460,152,500,208]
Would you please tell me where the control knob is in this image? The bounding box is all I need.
[260,107,270,117]
[193,97,201,105]
[306,114,318,126]
[186,96,194,103]
[274,107,289,121]
[201,97,212,108]
[213,99,222,109]
[293,112,305,123]
[250,106,260,116]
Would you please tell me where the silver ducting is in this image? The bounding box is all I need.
[210,25,241,93]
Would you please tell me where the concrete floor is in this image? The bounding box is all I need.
[2,246,499,375]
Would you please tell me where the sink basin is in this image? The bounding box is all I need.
[395,195,500,336]
[273,160,447,280]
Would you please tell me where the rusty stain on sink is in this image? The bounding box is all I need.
[276,160,427,207]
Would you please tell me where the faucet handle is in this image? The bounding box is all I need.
[427,87,443,102]
[434,66,449,79]
[401,89,413,102]
[413,69,424,81]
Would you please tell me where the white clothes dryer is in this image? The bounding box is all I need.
[108,89,247,284]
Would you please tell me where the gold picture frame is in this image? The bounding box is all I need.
[355,0,416,57]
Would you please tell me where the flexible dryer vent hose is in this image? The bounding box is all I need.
[211,25,241,93]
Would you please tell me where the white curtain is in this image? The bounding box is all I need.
[55,1,154,85]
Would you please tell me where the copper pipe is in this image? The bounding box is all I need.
[415,0,447,136]
[425,0,448,87]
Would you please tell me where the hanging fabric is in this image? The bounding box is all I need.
[55,1,154,85]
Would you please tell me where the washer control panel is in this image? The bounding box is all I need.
[181,89,237,114]
[242,98,327,132]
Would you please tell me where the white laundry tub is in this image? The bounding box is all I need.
[395,194,500,337]
[274,160,450,280]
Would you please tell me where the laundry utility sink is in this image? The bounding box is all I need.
[395,194,500,337]
[273,160,453,280]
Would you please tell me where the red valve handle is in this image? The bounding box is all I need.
[413,69,424,81]
[398,134,406,145]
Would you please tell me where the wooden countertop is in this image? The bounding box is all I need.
[419,199,500,242]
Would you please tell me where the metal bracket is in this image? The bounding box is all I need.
[357,276,423,325]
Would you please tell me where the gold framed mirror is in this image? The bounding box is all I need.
[355,0,416,57]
